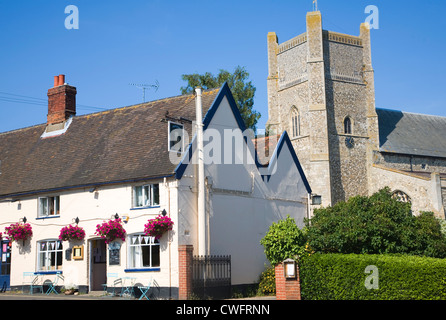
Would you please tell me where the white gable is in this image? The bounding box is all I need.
[176,84,311,285]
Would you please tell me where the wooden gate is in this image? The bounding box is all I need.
[192,255,231,299]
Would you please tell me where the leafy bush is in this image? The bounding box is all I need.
[305,188,446,258]
[405,211,446,258]
[300,253,446,300]
[257,266,276,296]
[260,216,307,266]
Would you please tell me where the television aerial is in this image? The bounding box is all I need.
[129,80,160,102]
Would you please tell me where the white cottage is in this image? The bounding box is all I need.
[0,75,311,299]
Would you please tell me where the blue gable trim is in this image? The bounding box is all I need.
[202,82,247,132]
[175,82,242,180]
[266,131,312,194]
[174,84,312,195]
[174,139,194,180]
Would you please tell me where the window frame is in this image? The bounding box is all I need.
[392,190,411,204]
[290,107,300,138]
[168,121,184,153]
[37,239,63,272]
[126,233,160,271]
[132,184,160,208]
[38,196,60,218]
[344,116,352,135]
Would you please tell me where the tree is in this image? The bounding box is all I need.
[180,66,261,132]
[304,187,446,258]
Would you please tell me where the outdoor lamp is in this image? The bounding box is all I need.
[283,258,296,279]
[311,194,322,205]
[22,216,27,224]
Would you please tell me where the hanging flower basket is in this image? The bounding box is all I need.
[59,225,85,242]
[95,218,126,244]
[5,222,32,242]
[144,215,174,240]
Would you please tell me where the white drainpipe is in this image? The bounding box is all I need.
[195,87,206,256]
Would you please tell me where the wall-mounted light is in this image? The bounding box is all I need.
[283,258,296,279]
[311,194,322,205]
[161,209,167,216]
[74,217,80,225]
[114,213,119,220]
[22,216,27,224]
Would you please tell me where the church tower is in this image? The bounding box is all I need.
[266,11,379,207]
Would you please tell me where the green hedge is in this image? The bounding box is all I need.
[300,253,446,300]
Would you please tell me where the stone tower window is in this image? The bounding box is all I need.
[291,107,300,138]
[392,190,411,204]
[344,117,352,135]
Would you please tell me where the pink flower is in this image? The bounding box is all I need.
[59,225,85,241]
[144,215,173,240]
[5,222,32,242]
[95,218,126,244]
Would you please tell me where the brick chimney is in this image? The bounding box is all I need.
[47,74,76,125]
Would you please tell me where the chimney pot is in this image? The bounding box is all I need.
[54,76,59,87]
[58,74,65,86]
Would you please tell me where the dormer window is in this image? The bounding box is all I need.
[168,121,184,152]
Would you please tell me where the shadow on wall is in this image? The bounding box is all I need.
[376,109,404,149]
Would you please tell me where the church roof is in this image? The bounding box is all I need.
[0,89,219,199]
[377,108,446,158]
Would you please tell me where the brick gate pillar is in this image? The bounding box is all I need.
[275,260,301,300]
[178,245,194,300]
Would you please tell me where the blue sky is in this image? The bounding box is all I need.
[0,0,445,133]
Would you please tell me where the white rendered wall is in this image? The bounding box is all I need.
[0,179,179,292]
[178,95,310,285]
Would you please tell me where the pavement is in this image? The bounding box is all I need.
[0,290,276,300]
[0,290,128,300]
